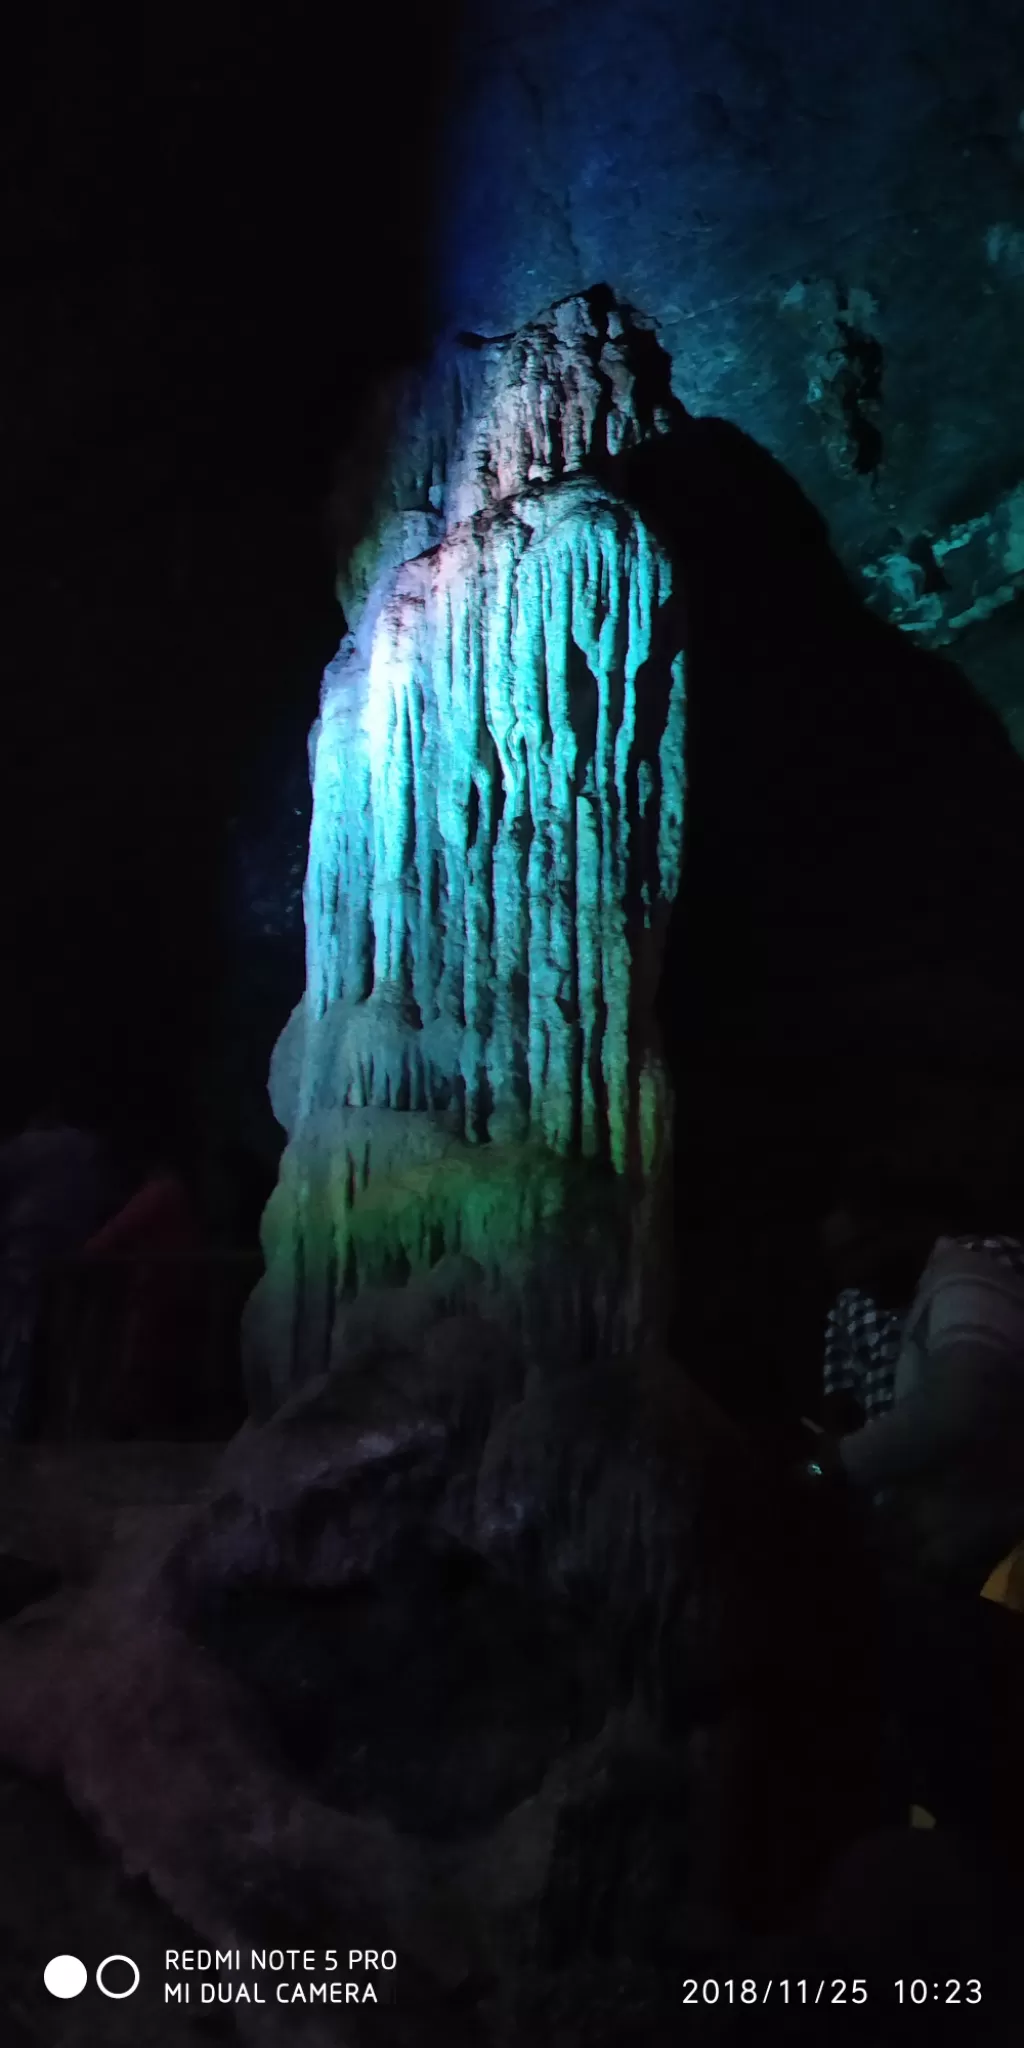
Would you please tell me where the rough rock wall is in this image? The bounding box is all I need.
[246,296,686,1410]
[428,0,1024,723]
[330,289,681,651]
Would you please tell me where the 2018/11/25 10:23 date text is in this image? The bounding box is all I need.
[678,1979,983,2005]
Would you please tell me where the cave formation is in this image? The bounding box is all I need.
[246,292,689,1410]
[6,10,1024,2032]
[246,269,1024,1424]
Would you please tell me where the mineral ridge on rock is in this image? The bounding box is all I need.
[246,295,687,1407]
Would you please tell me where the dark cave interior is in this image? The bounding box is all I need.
[5,5,1024,1418]
[4,4,1024,2038]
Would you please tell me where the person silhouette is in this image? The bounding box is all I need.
[0,1106,120,1433]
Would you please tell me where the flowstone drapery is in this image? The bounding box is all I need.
[245,291,687,1411]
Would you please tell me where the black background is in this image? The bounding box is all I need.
[0,3,457,1163]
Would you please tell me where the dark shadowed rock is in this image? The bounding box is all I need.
[0,1766,240,2046]
[0,1314,891,2044]
[0,1552,59,1620]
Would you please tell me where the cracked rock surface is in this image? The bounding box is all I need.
[433,0,1024,618]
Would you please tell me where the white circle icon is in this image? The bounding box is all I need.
[96,1955,140,1999]
[44,1955,88,1999]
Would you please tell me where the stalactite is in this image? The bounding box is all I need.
[302,482,683,1163]
[246,292,687,1408]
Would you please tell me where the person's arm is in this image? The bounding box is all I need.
[837,1353,978,1487]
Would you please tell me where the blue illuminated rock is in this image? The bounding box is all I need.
[246,294,686,1408]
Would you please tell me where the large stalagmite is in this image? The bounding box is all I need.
[245,291,687,1410]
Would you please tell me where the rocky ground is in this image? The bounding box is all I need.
[0,1302,1019,2044]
